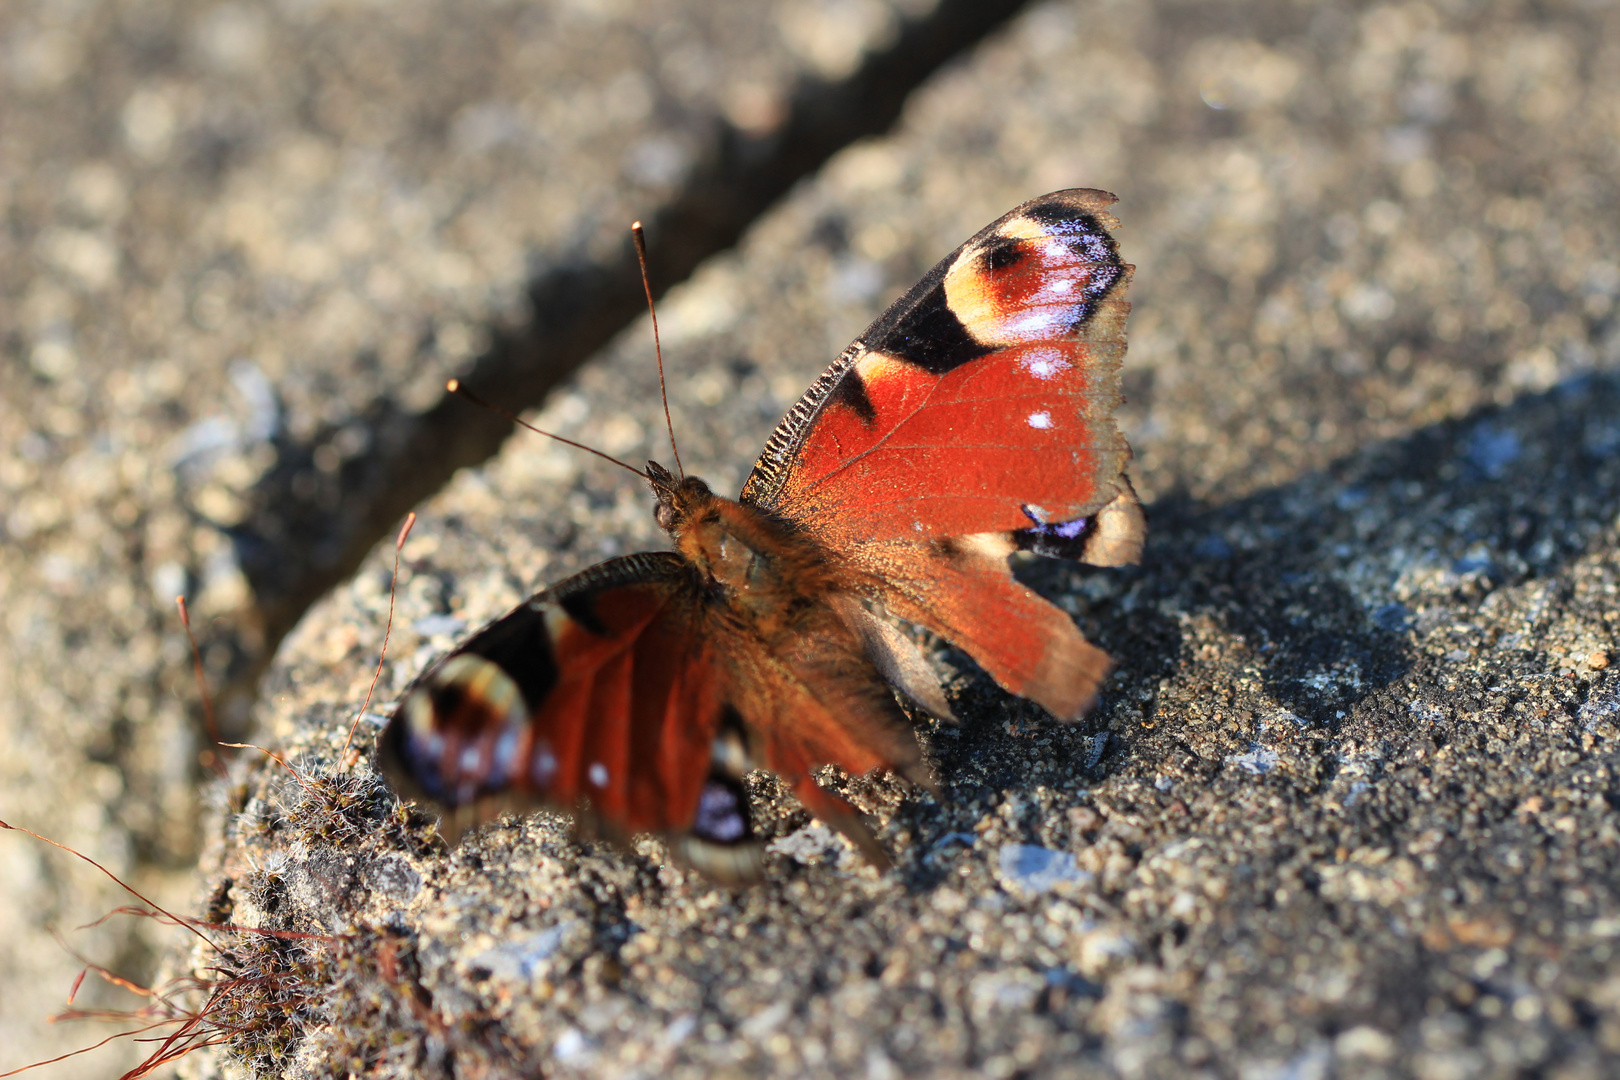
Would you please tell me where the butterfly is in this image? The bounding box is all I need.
[379,189,1143,883]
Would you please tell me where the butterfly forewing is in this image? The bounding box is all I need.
[380,553,753,871]
[741,189,1139,550]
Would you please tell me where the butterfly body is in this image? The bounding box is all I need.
[381,189,1144,882]
[651,463,837,638]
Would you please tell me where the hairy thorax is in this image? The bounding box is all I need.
[652,467,845,642]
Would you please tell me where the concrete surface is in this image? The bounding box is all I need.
[5,0,1620,1077]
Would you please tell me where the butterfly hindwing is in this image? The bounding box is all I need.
[1013,473,1145,566]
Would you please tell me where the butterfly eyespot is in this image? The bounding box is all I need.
[588,762,609,788]
[392,696,450,798]
[1063,229,1115,265]
[401,691,441,738]
[1027,411,1053,429]
[709,728,752,777]
[1022,510,1088,539]
[984,238,1028,272]
[692,780,748,843]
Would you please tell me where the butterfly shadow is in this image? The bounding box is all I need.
[897,370,1620,890]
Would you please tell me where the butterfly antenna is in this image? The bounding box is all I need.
[174,596,228,778]
[631,220,684,479]
[342,511,415,762]
[445,380,650,479]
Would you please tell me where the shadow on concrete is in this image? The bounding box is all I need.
[910,370,1620,862]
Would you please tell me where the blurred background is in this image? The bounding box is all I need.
[2,0,1618,1076]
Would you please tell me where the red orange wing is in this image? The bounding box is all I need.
[379,552,762,883]
[740,190,1144,721]
[741,189,1140,558]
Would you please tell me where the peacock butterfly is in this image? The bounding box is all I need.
[378,189,1143,883]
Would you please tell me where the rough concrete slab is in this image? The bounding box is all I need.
[0,1,1024,1073]
[166,1,1620,1078]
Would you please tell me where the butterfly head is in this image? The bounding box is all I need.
[646,460,714,535]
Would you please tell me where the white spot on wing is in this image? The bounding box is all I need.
[1017,347,1070,380]
[531,743,557,787]
[589,762,609,788]
[1028,411,1053,429]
